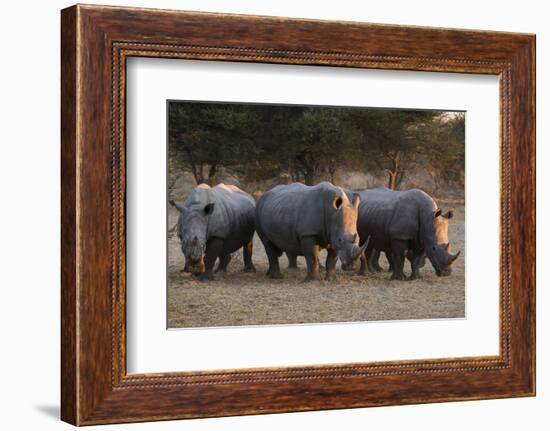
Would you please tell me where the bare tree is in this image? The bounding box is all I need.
[385,150,405,190]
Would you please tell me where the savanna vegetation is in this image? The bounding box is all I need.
[168,101,465,198]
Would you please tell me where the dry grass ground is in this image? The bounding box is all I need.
[167,205,465,328]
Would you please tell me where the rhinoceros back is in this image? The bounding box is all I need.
[184,183,255,241]
[256,182,346,254]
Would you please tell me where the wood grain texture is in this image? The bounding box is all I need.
[60,4,536,425]
[60,5,78,425]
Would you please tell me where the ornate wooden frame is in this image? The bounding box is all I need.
[61,4,535,425]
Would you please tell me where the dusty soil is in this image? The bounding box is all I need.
[167,205,465,328]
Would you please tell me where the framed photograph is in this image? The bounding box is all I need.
[61,4,535,425]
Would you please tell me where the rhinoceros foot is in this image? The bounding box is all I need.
[325,273,337,281]
[243,265,257,273]
[194,272,214,281]
[390,273,407,281]
[266,270,283,279]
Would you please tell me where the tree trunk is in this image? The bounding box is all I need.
[190,163,205,184]
[395,170,405,189]
[387,170,397,190]
[189,162,218,185]
[288,158,297,182]
[304,169,316,186]
[207,163,218,185]
[293,168,301,183]
[328,166,336,184]
[296,151,318,186]
[385,151,403,190]
[425,166,442,196]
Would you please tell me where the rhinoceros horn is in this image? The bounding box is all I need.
[448,251,461,264]
[169,200,188,214]
[351,237,369,260]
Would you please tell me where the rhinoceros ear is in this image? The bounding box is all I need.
[434,208,442,218]
[203,203,215,215]
[332,195,344,210]
[443,209,455,219]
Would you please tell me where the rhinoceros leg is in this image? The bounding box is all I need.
[301,236,322,281]
[243,240,256,273]
[406,249,414,265]
[409,252,424,280]
[417,252,427,268]
[386,250,394,272]
[196,238,223,281]
[258,234,283,279]
[183,259,191,273]
[286,253,298,269]
[215,254,231,272]
[390,239,407,281]
[365,247,375,272]
[367,248,383,273]
[325,248,338,281]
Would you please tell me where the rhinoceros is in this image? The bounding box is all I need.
[354,187,460,280]
[169,183,256,280]
[255,182,367,281]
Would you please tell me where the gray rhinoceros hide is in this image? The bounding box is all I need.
[170,183,256,278]
[355,187,460,279]
[255,182,366,281]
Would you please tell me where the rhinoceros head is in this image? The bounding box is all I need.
[169,200,215,273]
[329,192,367,267]
[427,208,460,276]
